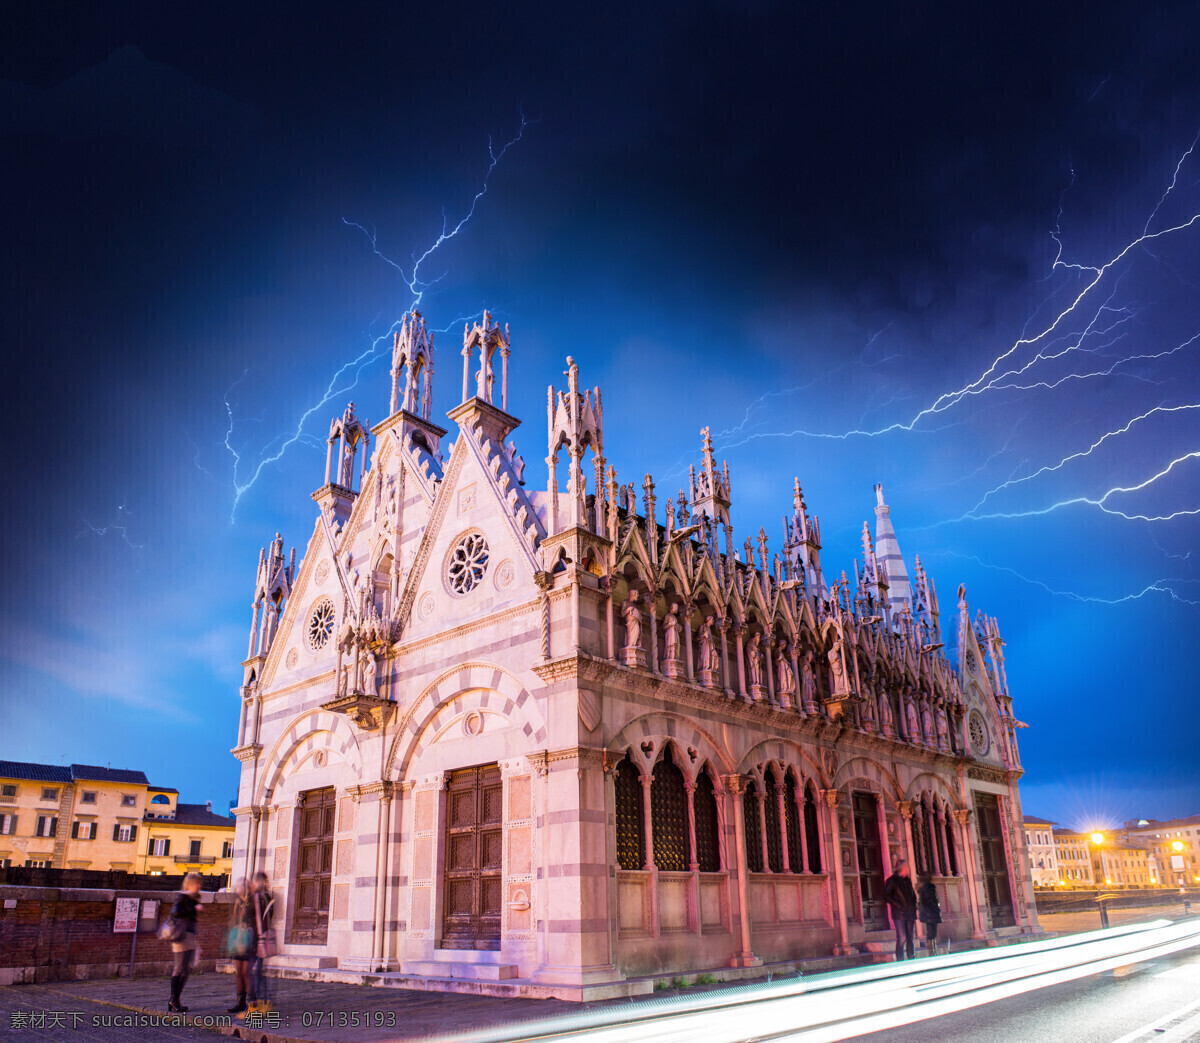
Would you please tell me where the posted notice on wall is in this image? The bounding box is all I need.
[113,897,139,933]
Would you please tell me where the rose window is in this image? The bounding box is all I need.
[447,532,490,595]
[306,598,336,652]
[968,709,989,756]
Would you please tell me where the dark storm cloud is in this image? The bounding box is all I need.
[0,44,256,147]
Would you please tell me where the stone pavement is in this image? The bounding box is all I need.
[0,972,650,1043]
[1036,899,1194,936]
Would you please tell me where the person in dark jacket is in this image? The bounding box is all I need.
[248,871,275,1013]
[882,859,917,961]
[226,879,256,1014]
[918,875,944,956]
[168,872,204,1012]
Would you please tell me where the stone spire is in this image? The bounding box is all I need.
[872,483,912,620]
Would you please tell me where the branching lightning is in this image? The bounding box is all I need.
[220,117,528,520]
[77,501,142,549]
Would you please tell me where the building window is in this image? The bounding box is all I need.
[763,767,784,873]
[222,840,234,859]
[35,816,57,838]
[743,780,764,873]
[693,771,721,872]
[80,791,97,804]
[41,788,59,802]
[25,859,49,868]
[70,821,96,840]
[150,794,170,805]
[0,858,10,868]
[113,824,137,843]
[121,794,137,807]
[650,746,691,872]
[150,838,169,857]
[446,531,490,596]
[803,783,822,873]
[1,784,17,797]
[614,753,645,871]
[0,814,16,835]
[189,839,202,859]
[784,773,803,872]
[945,813,958,875]
[306,597,337,652]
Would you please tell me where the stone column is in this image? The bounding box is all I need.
[795,786,810,874]
[324,436,334,484]
[995,794,1023,927]
[724,775,760,967]
[777,783,790,873]
[876,794,892,881]
[734,625,748,701]
[898,801,917,876]
[765,636,777,705]
[685,782,700,872]
[639,774,656,872]
[757,784,771,872]
[822,789,853,955]
[501,346,510,412]
[934,804,950,877]
[605,579,616,661]
[719,619,733,698]
[926,800,943,876]
[683,606,695,682]
[374,783,394,967]
[648,594,660,674]
[248,601,261,659]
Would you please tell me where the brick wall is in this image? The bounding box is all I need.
[0,885,235,984]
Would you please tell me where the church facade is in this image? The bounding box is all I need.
[230,311,1039,998]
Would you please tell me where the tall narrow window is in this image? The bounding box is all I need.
[784,773,802,872]
[763,767,783,873]
[743,781,764,873]
[614,752,645,871]
[944,812,958,875]
[650,746,691,871]
[693,770,721,872]
[804,783,822,873]
[912,799,929,876]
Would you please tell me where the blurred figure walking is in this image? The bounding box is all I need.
[918,874,944,956]
[883,860,917,961]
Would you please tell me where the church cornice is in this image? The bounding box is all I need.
[230,743,263,763]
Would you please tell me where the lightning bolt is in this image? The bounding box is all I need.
[936,552,1200,607]
[221,117,528,520]
[77,501,142,549]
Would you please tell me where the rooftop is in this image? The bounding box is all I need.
[1023,816,1058,826]
[0,760,73,784]
[69,764,150,785]
[170,803,236,827]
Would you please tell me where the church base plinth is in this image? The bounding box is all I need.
[728,952,763,968]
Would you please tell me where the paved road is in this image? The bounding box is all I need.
[0,983,223,1041]
[852,945,1200,1043]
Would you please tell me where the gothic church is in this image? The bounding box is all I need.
[231,311,1039,998]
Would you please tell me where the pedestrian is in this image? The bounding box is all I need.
[225,879,256,1014]
[883,859,917,961]
[167,872,204,1012]
[917,874,943,955]
[249,871,277,1014]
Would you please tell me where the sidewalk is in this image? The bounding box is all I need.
[2,973,644,1043]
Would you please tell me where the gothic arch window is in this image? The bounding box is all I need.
[614,752,645,871]
[804,782,822,873]
[650,746,691,872]
[694,769,721,872]
[743,779,764,873]
[763,766,784,873]
[784,772,802,873]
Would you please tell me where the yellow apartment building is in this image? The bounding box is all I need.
[1052,828,1095,887]
[0,761,233,880]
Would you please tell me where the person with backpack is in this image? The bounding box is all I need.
[918,874,944,955]
[225,879,256,1014]
[247,871,276,1015]
[165,872,204,1013]
[882,859,918,961]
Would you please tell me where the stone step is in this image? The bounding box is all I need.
[406,961,520,980]
[270,954,339,969]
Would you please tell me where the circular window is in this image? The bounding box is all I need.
[306,598,336,652]
[968,709,990,756]
[446,532,490,596]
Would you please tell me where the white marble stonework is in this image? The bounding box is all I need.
[230,311,1040,998]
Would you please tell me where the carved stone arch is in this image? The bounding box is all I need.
[904,771,962,810]
[606,711,734,779]
[370,537,395,572]
[650,735,700,780]
[256,708,364,804]
[385,662,548,778]
[737,737,826,788]
[832,755,904,802]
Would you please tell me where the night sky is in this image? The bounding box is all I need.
[3,3,1198,829]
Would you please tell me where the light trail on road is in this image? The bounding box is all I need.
[429,919,1200,1043]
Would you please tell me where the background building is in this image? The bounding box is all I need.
[1051,829,1095,887]
[1022,817,1060,887]
[0,761,232,878]
[1090,839,1153,888]
[231,313,1040,996]
[1120,816,1200,890]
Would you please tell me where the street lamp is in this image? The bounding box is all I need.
[1171,840,1186,894]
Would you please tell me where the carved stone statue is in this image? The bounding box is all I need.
[775,644,795,695]
[801,649,817,714]
[697,616,718,686]
[935,702,950,751]
[827,638,848,695]
[878,689,895,737]
[903,688,921,744]
[664,603,681,661]
[621,589,647,668]
[921,699,934,746]
[361,652,377,697]
[860,681,877,731]
[746,633,763,686]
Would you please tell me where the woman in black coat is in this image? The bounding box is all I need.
[167,872,204,1012]
[918,875,944,956]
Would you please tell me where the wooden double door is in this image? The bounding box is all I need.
[292,786,336,944]
[441,764,503,950]
[974,792,1015,927]
[852,791,889,930]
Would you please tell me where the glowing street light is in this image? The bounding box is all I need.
[1170,840,1187,893]
[1091,832,1105,845]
